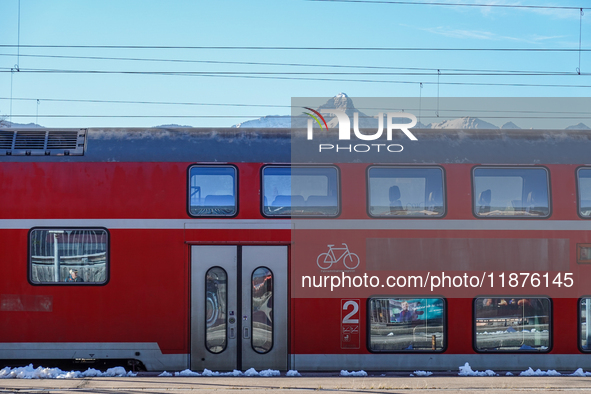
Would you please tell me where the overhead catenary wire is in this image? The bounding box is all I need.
[0,68,589,88]
[0,67,587,76]
[306,0,590,10]
[0,53,576,75]
[4,97,591,116]
[0,44,590,52]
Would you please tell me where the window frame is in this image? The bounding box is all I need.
[472,296,553,353]
[471,166,552,219]
[366,296,448,353]
[186,164,239,218]
[260,164,341,218]
[576,166,591,219]
[27,227,110,286]
[365,165,447,219]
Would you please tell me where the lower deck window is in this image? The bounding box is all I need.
[369,297,445,352]
[29,228,108,284]
[580,298,591,351]
[474,297,550,352]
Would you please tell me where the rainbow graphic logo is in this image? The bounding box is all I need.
[303,107,329,131]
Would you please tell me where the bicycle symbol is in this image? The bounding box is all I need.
[317,243,360,270]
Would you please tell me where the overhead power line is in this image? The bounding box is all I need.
[8,114,591,120]
[1,68,590,88]
[0,53,574,75]
[0,67,585,76]
[0,44,589,52]
[3,97,591,117]
[307,0,589,10]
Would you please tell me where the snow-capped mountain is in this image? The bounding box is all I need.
[0,120,43,128]
[501,122,521,129]
[232,115,291,128]
[426,117,498,129]
[566,123,590,130]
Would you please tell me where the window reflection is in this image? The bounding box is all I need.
[368,167,445,217]
[205,267,227,353]
[189,166,237,217]
[580,298,591,350]
[473,168,550,217]
[30,229,108,284]
[252,267,273,353]
[262,167,339,217]
[578,169,591,217]
[475,297,550,352]
[369,298,445,352]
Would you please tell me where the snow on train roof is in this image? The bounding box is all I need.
[2,127,591,164]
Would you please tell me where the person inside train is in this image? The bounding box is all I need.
[65,269,84,282]
[399,301,413,322]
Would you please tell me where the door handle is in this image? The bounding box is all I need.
[243,327,250,339]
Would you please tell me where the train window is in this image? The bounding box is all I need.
[29,228,108,284]
[188,166,237,217]
[580,298,591,351]
[474,297,551,352]
[473,167,550,218]
[252,267,273,354]
[367,167,445,217]
[205,267,228,354]
[368,297,445,352]
[262,166,339,217]
[577,168,591,217]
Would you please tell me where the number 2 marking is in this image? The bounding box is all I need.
[342,300,359,324]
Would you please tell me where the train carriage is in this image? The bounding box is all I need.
[1,126,591,372]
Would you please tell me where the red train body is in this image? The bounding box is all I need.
[1,127,591,372]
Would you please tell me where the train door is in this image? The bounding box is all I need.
[190,245,288,371]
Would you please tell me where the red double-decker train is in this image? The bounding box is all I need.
[1,127,591,372]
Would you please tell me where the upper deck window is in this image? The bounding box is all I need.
[188,166,237,217]
[29,228,108,285]
[473,167,550,218]
[577,168,591,218]
[367,167,445,217]
[262,166,339,217]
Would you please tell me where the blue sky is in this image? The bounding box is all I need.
[0,0,590,127]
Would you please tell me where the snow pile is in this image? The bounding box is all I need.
[241,368,280,377]
[175,369,201,377]
[458,363,496,377]
[340,370,368,377]
[570,368,591,377]
[259,369,281,377]
[158,371,172,377]
[0,365,136,379]
[286,370,301,377]
[506,372,513,376]
[412,370,433,377]
[201,369,244,377]
[519,368,561,376]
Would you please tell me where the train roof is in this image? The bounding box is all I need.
[2,127,591,164]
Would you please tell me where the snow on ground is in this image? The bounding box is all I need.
[0,365,136,379]
[412,370,433,377]
[519,368,561,377]
[286,370,301,377]
[570,368,591,377]
[340,370,368,377]
[158,371,172,377]
[458,363,497,377]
